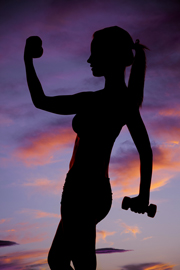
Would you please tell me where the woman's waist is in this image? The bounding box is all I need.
[63,169,111,192]
[69,148,110,175]
[69,162,109,179]
[70,136,112,171]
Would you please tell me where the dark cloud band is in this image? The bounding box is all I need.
[0,240,18,247]
[95,247,132,254]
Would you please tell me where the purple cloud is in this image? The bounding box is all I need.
[95,248,132,254]
[0,249,47,270]
[0,240,18,247]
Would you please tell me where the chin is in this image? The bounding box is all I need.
[92,69,104,77]
[92,73,103,77]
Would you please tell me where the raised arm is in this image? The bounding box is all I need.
[126,108,153,213]
[24,36,93,115]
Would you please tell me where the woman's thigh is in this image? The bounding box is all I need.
[62,211,97,270]
[49,210,97,270]
[48,219,72,270]
[59,175,112,269]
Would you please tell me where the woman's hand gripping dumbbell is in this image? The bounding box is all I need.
[24,36,43,60]
[121,195,157,218]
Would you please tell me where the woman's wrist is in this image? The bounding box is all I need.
[139,190,150,200]
[24,53,33,63]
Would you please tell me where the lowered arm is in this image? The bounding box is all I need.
[126,108,153,205]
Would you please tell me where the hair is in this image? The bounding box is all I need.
[93,26,148,107]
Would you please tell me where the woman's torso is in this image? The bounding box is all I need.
[69,88,129,178]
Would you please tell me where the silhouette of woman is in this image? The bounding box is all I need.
[24,26,153,270]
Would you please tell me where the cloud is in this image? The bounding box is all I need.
[19,209,60,219]
[22,177,63,195]
[14,127,75,166]
[0,115,13,126]
[159,108,180,117]
[149,113,180,143]
[110,142,180,198]
[120,222,141,238]
[0,249,48,270]
[0,240,18,247]
[121,262,176,270]
[96,230,116,243]
[95,247,132,254]
[1,221,47,245]
[0,219,9,225]
[142,236,153,241]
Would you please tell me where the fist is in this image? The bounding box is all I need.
[129,195,149,214]
[24,36,43,59]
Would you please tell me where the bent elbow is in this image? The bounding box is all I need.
[32,96,47,110]
[33,100,42,109]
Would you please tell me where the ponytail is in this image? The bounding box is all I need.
[128,40,149,107]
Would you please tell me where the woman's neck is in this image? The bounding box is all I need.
[104,69,126,91]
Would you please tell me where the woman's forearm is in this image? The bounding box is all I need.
[24,58,46,108]
[139,148,153,201]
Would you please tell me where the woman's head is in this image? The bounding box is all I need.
[87,26,135,77]
[87,26,148,107]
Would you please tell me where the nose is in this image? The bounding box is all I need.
[87,55,91,63]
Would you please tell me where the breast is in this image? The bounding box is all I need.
[72,104,125,139]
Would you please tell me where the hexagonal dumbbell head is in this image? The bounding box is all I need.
[121,196,157,218]
[26,36,43,58]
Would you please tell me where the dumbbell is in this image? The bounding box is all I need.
[121,196,157,218]
[25,36,43,58]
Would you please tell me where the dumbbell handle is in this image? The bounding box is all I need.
[122,196,157,218]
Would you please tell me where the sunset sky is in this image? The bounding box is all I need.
[0,0,180,269]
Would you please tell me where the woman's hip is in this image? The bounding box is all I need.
[60,173,112,222]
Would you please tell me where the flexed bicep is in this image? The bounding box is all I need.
[24,36,94,115]
[38,91,94,115]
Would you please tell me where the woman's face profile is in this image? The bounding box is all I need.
[87,37,123,77]
[87,38,107,77]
